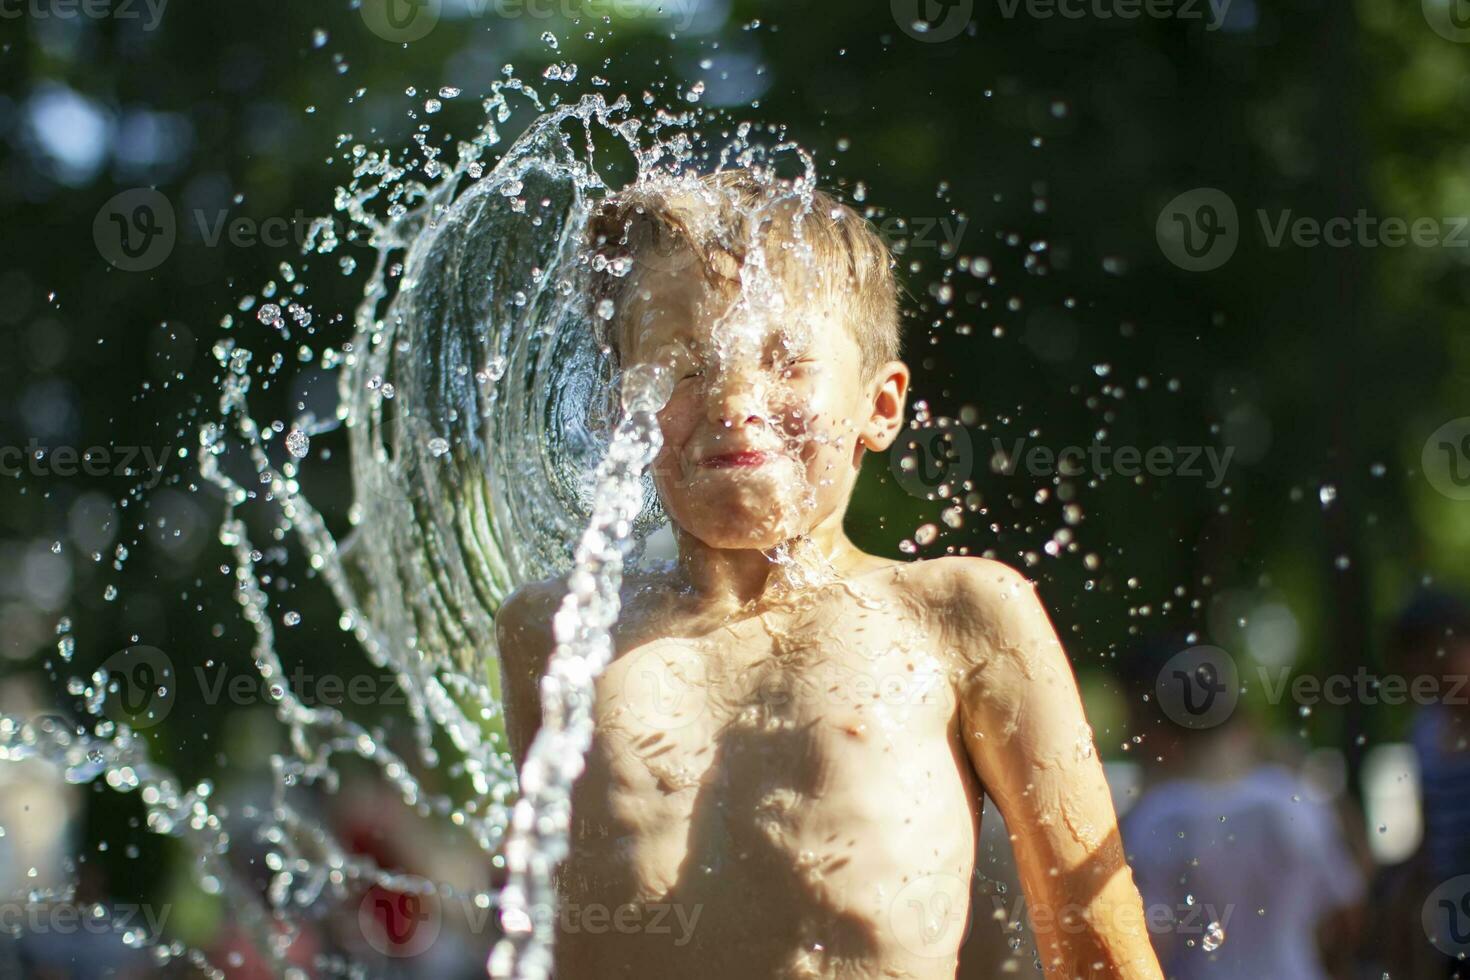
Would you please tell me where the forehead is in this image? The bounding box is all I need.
[619,264,857,362]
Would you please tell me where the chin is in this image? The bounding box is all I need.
[676,505,805,552]
[668,500,808,552]
[659,457,822,547]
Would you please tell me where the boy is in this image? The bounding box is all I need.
[494,170,1163,980]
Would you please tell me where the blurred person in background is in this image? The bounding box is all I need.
[1370,589,1470,980]
[1119,637,1366,979]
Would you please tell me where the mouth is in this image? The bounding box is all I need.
[698,450,774,469]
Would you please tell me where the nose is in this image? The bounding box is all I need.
[705,368,767,429]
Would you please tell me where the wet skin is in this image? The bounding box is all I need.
[495,253,1163,980]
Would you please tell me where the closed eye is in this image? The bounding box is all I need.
[780,357,815,378]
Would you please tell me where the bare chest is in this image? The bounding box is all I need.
[578,590,965,833]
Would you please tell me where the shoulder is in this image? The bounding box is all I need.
[494,565,679,663]
[902,555,1042,628]
[495,575,568,669]
[903,556,1065,676]
[930,554,1036,596]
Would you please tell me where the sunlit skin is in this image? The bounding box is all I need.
[496,244,1164,980]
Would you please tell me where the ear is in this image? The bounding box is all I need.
[859,359,910,452]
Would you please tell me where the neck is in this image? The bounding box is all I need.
[671,507,860,610]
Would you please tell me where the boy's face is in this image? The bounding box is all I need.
[619,251,906,552]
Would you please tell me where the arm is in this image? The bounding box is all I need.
[943,558,1163,980]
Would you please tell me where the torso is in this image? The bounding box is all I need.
[551,558,982,980]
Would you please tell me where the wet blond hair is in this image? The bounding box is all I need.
[586,169,901,382]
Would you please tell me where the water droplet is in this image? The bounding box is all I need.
[285,429,310,459]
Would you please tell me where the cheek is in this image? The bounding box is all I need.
[652,390,700,470]
[771,375,852,445]
[657,381,703,430]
